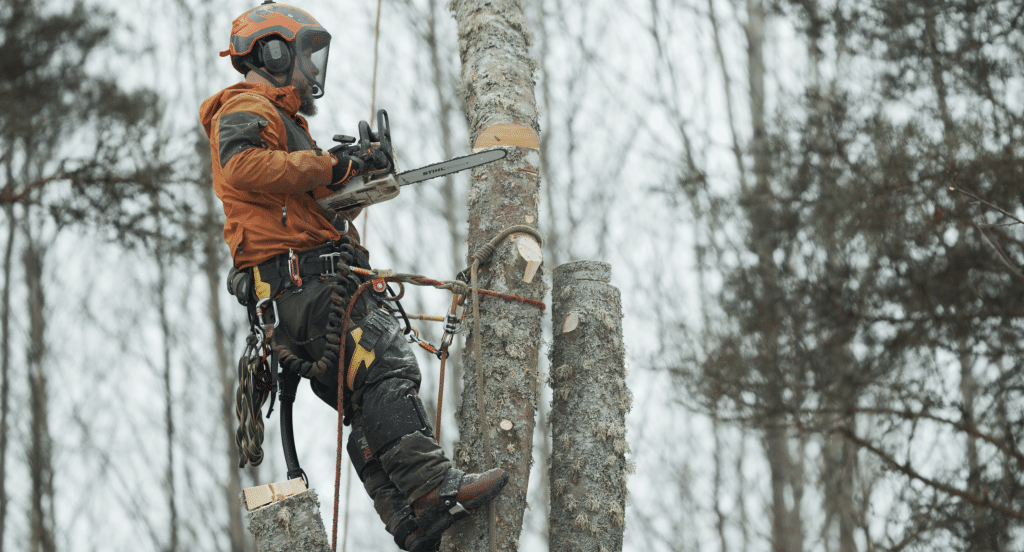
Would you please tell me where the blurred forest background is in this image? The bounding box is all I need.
[2,0,1024,551]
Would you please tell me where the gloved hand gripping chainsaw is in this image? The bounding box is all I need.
[318,109,508,214]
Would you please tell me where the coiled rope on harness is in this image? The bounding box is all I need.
[235,333,272,468]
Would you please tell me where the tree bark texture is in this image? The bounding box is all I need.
[448,1,544,550]
[243,490,330,552]
[548,261,628,552]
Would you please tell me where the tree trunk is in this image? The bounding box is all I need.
[0,203,14,551]
[707,0,748,193]
[744,1,804,549]
[447,1,544,550]
[548,261,628,552]
[244,490,330,552]
[25,232,55,552]
[713,418,729,552]
[746,0,769,193]
[154,209,178,552]
[822,391,858,552]
[764,425,802,552]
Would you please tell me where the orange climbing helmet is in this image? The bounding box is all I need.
[220,2,331,97]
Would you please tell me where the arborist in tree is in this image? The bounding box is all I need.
[198,3,508,551]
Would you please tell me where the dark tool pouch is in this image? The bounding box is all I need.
[226,266,254,306]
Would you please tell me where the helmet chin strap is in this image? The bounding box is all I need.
[244,59,294,89]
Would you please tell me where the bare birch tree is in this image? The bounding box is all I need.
[548,261,629,552]
[446,1,546,550]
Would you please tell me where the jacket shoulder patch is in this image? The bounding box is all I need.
[275,108,314,152]
[218,111,269,168]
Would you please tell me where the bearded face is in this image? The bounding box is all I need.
[297,81,317,116]
[293,55,318,116]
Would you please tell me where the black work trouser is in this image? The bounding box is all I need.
[271,276,450,535]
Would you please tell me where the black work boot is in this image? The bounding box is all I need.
[406,467,510,549]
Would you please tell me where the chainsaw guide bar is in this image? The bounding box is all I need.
[318,147,508,214]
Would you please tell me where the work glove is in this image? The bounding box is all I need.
[331,139,390,167]
[326,119,393,192]
[354,142,392,173]
[349,119,393,174]
[328,154,354,191]
[327,146,391,192]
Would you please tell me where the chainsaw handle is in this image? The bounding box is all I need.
[357,120,374,148]
[329,110,394,176]
[375,109,394,173]
[376,109,391,154]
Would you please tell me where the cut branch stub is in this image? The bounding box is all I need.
[516,235,543,283]
[562,312,580,334]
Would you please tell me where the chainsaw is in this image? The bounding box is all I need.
[318,109,507,214]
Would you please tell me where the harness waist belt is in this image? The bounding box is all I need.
[257,242,348,285]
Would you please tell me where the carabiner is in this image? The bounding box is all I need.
[255,297,280,329]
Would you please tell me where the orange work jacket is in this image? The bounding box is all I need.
[199,82,362,268]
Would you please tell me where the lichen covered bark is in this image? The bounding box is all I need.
[549,261,630,552]
[243,490,331,552]
[447,0,544,551]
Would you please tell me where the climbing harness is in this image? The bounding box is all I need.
[231,223,545,552]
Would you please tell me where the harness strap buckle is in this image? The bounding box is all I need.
[320,252,342,276]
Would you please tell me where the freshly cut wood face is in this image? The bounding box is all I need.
[516,235,543,283]
[472,123,540,151]
[243,478,308,510]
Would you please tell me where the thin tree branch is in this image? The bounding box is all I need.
[0,175,64,204]
[836,425,1024,523]
[847,406,1024,467]
[972,223,1024,280]
[949,186,1024,227]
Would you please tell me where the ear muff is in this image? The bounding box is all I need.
[259,39,292,75]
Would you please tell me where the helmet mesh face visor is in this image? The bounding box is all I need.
[296,29,330,98]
